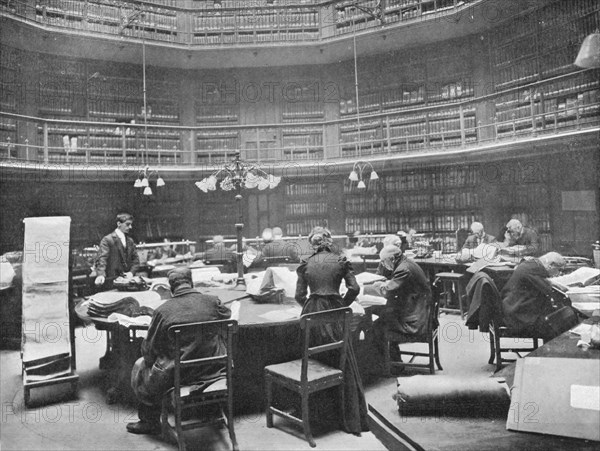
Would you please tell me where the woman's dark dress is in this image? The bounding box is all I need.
[295,247,370,434]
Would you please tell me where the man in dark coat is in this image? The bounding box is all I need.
[500,219,540,259]
[462,222,497,249]
[501,252,566,339]
[369,245,431,341]
[94,212,140,289]
[127,267,231,435]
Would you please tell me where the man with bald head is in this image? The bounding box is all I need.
[462,222,497,249]
[501,252,566,340]
[500,219,540,257]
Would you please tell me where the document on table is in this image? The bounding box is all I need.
[259,306,302,322]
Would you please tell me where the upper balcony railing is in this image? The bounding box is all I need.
[1,70,598,168]
[1,0,475,46]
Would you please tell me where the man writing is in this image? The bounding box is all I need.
[500,219,540,258]
[367,245,431,356]
[127,267,231,434]
[462,222,497,249]
[94,213,140,290]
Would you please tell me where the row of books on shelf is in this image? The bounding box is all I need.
[432,192,479,209]
[192,11,318,30]
[282,103,324,119]
[192,0,319,9]
[285,202,328,216]
[345,196,387,215]
[285,219,324,237]
[285,183,327,196]
[282,135,322,147]
[196,138,240,150]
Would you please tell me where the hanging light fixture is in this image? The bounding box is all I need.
[574,30,600,69]
[196,152,281,289]
[348,160,378,189]
[134,166,165,196]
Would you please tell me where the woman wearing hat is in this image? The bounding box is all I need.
[294,227,369,435]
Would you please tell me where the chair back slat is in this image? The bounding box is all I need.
[300,307,351,385]
[169,320,238,403]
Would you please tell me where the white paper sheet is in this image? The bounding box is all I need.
[22,217,72,380]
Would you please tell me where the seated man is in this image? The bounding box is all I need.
[127,267,231,435]
[501,252,566,341]
[204,235,236,264]
[462,222,497,249]
[147,239,178,262]
[500,219,540,258]
[376,235,405,279]
[368,245,431,356]
[258,227,300,264]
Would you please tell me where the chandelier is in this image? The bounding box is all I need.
[349,160,378,189]
[134,165,165,196]
[195,152,281,193]
[195,152,281,289]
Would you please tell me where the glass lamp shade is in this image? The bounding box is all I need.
[195,179,209,193]
[370,170,379,180]
[143,186,152,196]
[349,170,359,181]
[141,177,149,187]
[156,177,165,187]
[133,178,142,188]
[257,177,270,190]
[207,175,218,191]
[575,32,600,68]
[268,174,281,189]
[244,172,260,189]
[357,180,367,189]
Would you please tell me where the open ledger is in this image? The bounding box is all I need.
[549,267,600,292]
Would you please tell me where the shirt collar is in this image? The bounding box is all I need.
[114,228,127,247]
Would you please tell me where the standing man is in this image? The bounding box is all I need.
[94,212,140,290]
[127,267,231,434]
[462,222,497,249]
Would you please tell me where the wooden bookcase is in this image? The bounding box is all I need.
[283,182,330,236]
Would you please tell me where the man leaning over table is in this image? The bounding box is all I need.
[366,245,431,369]
[94,212,140,290]
[499,219,540,258]
[127,267,231,435]
[462,222,497,249]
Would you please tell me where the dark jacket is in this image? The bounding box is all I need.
[295,247,359,308]
[95,232,140,280]
[203,243,235,263]
[513,227,540,256]
[377,255,430,336]
[260,239,300,263]
[465,271,500,332]
[141,286,232,386]
[501,258,553,331]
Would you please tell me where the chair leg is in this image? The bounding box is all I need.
[224,403,239,451]
[488,330,496,365]
[265,374,273,428]
[383,339,391,377]
[301,393,315,448]
[428,338,435,374]
[495,332,502,373]
[434,336,443,371]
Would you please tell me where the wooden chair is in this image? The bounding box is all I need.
[264,307,352,448]
[489,312,544,373]
[160,320,239,451]
[435,272,469,319]
[383,294,442,375]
